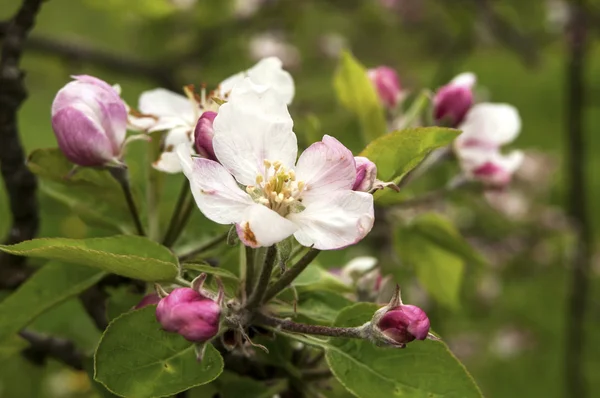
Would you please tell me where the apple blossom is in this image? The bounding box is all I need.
[130,57,295,173]
[51,75,127,167]
[194,111,218,161]
[178,79,374,250]
[433,72,476,127]
[367,66,401,109]
[455,103,524,187]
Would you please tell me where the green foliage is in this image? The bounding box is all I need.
[271,290,353,325]
[334,51,387,144]
[292,264,354,294]
[28,148,138,233]
[0,235,179,282]
[207,371,288,398]
[395,213,483,309]
[0,261,104,343]
[326,303,482,398]
[95,306,224,398]
[359,127,459,183]
[0,335,28,361]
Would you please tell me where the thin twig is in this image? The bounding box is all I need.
[20,329,84,370]
[245,246,255,299]
[108,167,145,236]
[178,232,229,262]
[564,1,590,397]
[256,313,365,339]
[245,246,277,309]
[263,248,320,303]
[162,180,190,246]
[0,0,43,284]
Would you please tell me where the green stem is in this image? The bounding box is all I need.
[245,246,255,299]
[162,180,190,246]
[168,196,195,246]
[146,138,162,241]
[109,167,145,236]
[256,313,365,339]
[245,246,277,309]
[178,232,229,262]
[397,89,431,130]
[264,248,320,302]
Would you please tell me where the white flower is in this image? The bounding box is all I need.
[455,103,524,187]
[130,57,295,173]
[177,79,374,250]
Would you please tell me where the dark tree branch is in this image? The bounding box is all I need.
[20,329,84,370]
[564,1,591,397]
[0,0,43,286]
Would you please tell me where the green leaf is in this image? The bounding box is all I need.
[105,286,144,322]
[334,51,387,143]
[326,303,482,398]
[182,263,240,280]
[359,127,459,182]
[0,236,179,282]
[293,264,353,294]
[394,213,482,308]
[95,306,224,398]
[28,148,137,233]
[214,371,288,398]
[0,335,29,360]
[0,261,105,343]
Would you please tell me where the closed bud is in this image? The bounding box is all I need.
[194,111,218,161]
[367,66,401,109]
[368,285,436,348]
[377,304,430,344]
[433,73,475,127]
[156,287,221,343]
[352,157,378,192]
[51,75,127,167]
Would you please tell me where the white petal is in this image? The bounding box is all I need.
[295,135,356,200]
[177,145,254,224]
[495,150,524,174]
[236,204,298,248]
[138,88,197,126]
[289,191,374,250]
[341,256,378,280]
[212,78,297,186]
[218,57,295,105]
[152,126,194,173]
[457,103,521,148]
[451,72,476,88]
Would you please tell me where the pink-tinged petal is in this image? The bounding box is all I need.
[177,145,254,224]
[52,107,116,166]
[212,78,297,185]
[194,111,218,161]
[433,72,474,128]
[52,77,127,154]
[289,190,374,250]
[352,156,378,192]
[457,103,521,148]
[295,135,356,199]
[236,204,298,248]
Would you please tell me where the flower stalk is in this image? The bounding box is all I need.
[264,248,320,302]
[256,313,366,339]
[245,245,277,309]
[162,179,191,246]
[108,167,145,236]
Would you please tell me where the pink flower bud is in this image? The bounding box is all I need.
[352,157,377,192]
[194,111,218,161]
[51,75,127,166]
[134,293,161,309]
[377,304,430,344]
[156,288,220,343]
[433,73,475,127]
[367,66,401,109]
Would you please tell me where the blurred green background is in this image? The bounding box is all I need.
[1,0,599,397]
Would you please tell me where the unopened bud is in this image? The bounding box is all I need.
[367,66,401,109]
[51,75,127,166]
[352,157,378,192]
[433,73,475,127]
[156,288,221,343]
[194,111,218,161]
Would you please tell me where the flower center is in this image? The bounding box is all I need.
[246,160,306,216]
